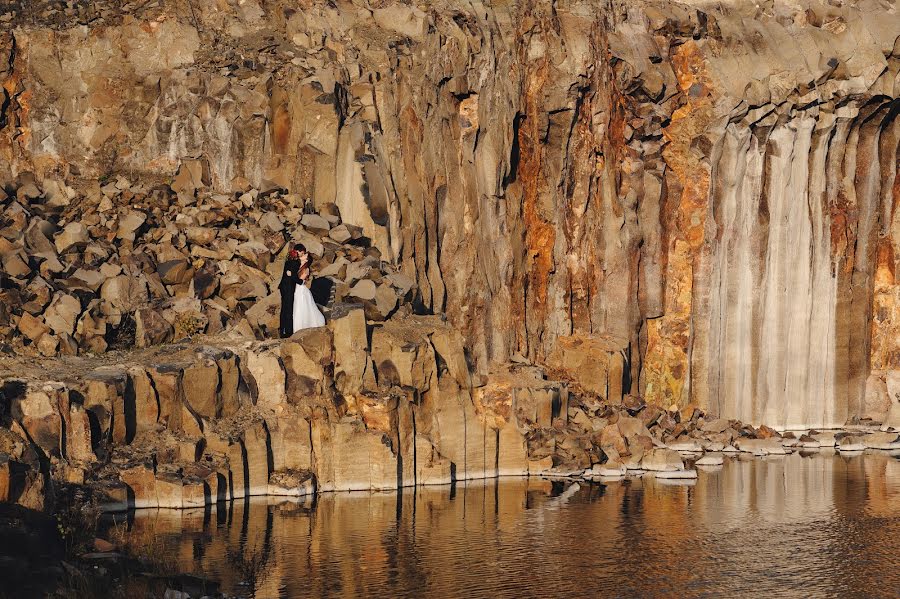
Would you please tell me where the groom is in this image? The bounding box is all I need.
[278,244,303,338]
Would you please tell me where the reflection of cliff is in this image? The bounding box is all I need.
[2,1,899,427]
[114,453,900,596]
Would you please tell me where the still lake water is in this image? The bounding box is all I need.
[108,451,900,598]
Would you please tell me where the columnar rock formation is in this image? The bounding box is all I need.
[1,0,899,430]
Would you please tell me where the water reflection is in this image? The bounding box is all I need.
[107,451,900,598]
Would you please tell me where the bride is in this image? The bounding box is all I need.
[288,244,325,332]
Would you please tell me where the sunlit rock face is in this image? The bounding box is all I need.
[1,0,898,427]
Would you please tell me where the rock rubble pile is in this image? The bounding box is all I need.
[0,177,415,357]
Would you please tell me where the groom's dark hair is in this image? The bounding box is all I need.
[294,243,307,253]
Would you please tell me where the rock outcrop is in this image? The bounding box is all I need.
[1,2,899,432]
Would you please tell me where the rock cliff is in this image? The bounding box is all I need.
[1,0,899,431]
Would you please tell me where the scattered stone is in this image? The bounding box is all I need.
[640,448,684,472]
[695,453,724,466]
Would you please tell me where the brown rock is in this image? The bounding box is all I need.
[54,222,89,253]
[147,365,184,433]
[242,345,287,411]
[182,357,220,419]
[756,425,780,439]
[84,370,129,444]
[282,326,334,400]
[12,385,63,458]
[330,307,374,395]
[127,367,159,434]
[17,312,49,342]
[134,308,173,348]
[640,448,685,472]
[43,293,81,337]
[547,333,627,402]
[598,424,627,456]
[158,258,194,285]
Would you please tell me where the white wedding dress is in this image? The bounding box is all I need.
[292,283,325,332]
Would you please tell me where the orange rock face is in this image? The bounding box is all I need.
[1,0,899,430]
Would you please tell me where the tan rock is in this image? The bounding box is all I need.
[54,222,89,253]
[128,367,159,434]
[148,365,184,433]
[370,320,436,391]
[182,357,220,419]
[17,312,49,342]
[66,403,95,463]
[116,210,147,240]
[640,448,685,472]
[120,463,157,509]
[43,293,81,337]
[547,333,627,402]
[243,345,287,410]
[330,307,374,394]
[135,308,174,348]
[12,385,63,458]
[158,258,194,285]
[282,326,333,400]
[84,370,129,444]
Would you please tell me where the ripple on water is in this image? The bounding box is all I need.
[105,451,900,599]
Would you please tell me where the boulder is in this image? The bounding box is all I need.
[592,460,627,477]
[667,439,703,452]
[328,224,352,243]
[282,327,334,400]
[701,418,731,434]
[100,275,149,316]
[695,453,724,466]
[158,259,194,285]
[734,437,787,455]
[300,213,330,232]
[43,293,82,336]
[135,308,174,348]
[54,222,89,252]
[374,284,398,318]
[862,431,900,449]
[349,279,377,301]
[17,313,49,342]
[242,345,287,411]
[116,210,147,240]
[259,212,284,232]
[182,358,220,419]
[640,448,684,472]
[12,385,63,458]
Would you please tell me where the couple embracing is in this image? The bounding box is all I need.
[279,243,326,337]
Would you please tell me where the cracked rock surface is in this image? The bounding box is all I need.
[1,1,899,439]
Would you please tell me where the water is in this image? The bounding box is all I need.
[107,451,900,598]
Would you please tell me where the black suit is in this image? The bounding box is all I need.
[279,258,301,338]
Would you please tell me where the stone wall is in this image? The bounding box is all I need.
[1,0,899,428]
[0,312,580,509]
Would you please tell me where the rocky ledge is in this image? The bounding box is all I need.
[3,314,899,512]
